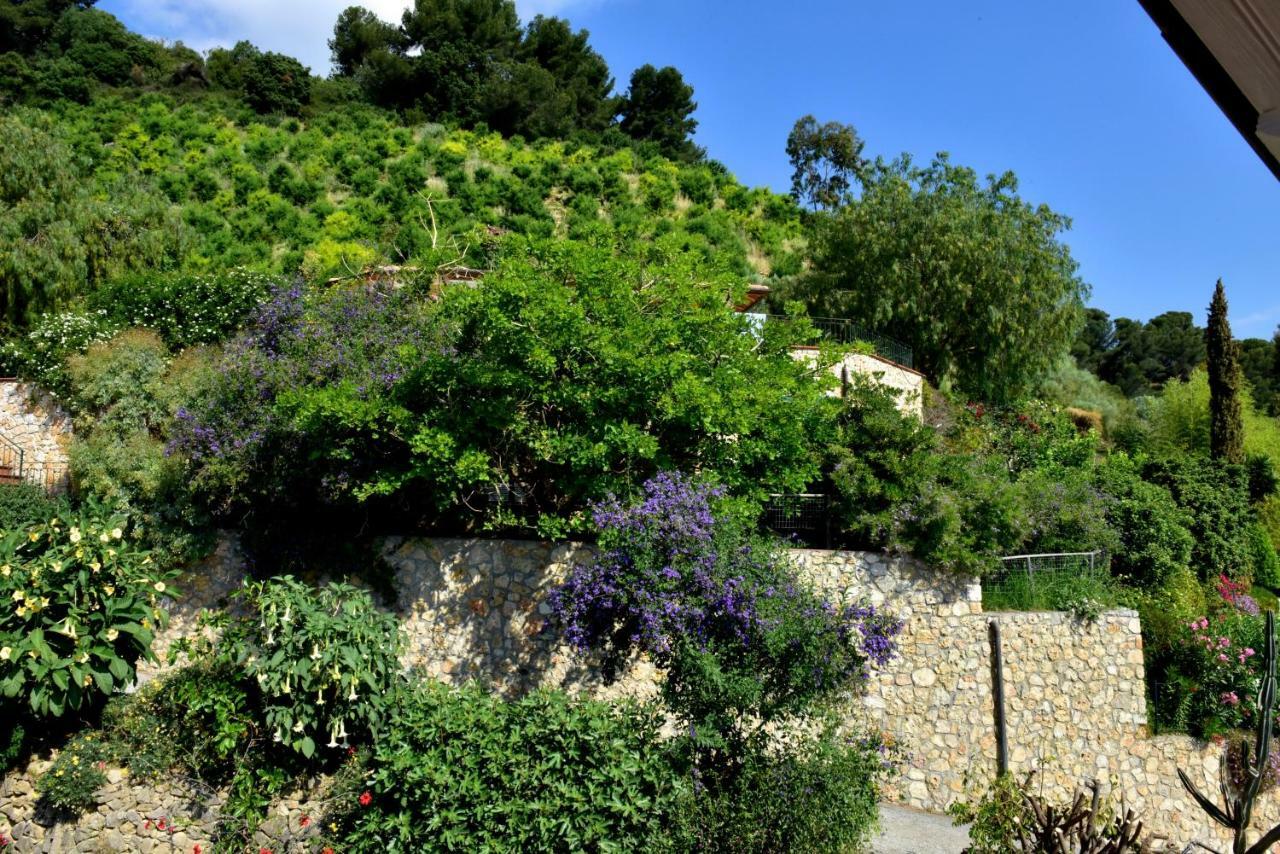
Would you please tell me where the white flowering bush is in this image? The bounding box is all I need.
[215,577,403,759]
[0,508,174,718]
[0,309,118,393]
[89,269,278,349]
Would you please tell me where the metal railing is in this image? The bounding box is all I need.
[762,493,831,547]
[984,550,1109,611]
[748,314,914,369]
[0,429,69,494]
[0,431,24,480]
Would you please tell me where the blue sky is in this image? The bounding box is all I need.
[102,0,1280,338]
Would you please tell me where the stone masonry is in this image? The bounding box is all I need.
[0,380,71,493]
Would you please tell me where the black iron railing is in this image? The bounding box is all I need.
[747,314,914,369]
[762,493,831,547]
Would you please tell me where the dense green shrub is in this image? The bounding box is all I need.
[0,507,172,718]
[213,577,403,760]
[88,269,276,349]
[100,658,254,783]
[827,381,1024,575]
[35,731,110,814]
[1142,456,1256,581]
[0,482,67,532]
[1092,456,1193,586]
[325,681,685,853]
[676,724,890,853]
[174,240,837,542]
[65,332,215,566]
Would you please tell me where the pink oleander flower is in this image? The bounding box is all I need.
[1219,653,1230,662]
[1222,691,1240,706]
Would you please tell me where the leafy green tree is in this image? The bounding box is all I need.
[242,51,311,115]
[620,64,700,160]
[785,115,865,211]
[1207,279,1245,464]
[784,154,1086,402]
[0,114,186,328]
[47,6,157,84]
[0,0,95,54]
[1071,307,1115,374]
[1240,336,1278,416]
[507,14,615,134]
[204,40,261,91]
[397,0,521,121]
[1088,311,1204,397]
[329,6,400,77]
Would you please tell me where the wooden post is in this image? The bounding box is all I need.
[988,618,1009,776]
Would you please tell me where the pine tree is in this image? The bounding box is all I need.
[1206,279,1245,463]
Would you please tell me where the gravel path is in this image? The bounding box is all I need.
[871,803,972,853]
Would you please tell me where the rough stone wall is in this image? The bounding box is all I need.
[6,537,1280,850]
[0,758,327,853]
[0,380,72,493]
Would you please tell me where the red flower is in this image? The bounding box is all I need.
[322,849,335,854]
[194,846,202,854]
[157,820,166,831]
[359,790,373,807]
[260,848,272,854]
[299,815,311,828]
[144,821,152,830]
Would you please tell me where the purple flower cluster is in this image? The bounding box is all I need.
[549,472,902,696]
[169,282,446,474]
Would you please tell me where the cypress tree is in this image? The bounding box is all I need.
[1206,279,1244,463]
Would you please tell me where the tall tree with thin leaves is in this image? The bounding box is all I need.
[1207,279,1245,464]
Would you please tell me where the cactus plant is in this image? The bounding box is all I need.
[1179,610,1280,854]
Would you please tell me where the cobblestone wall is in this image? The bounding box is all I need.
[0,380,71,492]
[5,537,1280,850]
[0,759,327,853]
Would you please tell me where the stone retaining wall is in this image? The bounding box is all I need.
[5,536,1279,850]
[0,380,71,493]
[0,760,327,853]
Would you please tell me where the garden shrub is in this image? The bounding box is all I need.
[0,481,67,532]
[100,658,254,783]
[826,382,1023,575]
[65,332,215,566]
[211,577,404,760]
[173,240,837,544]
[1153,574,1264,738]
[325,681,685,854]
[1142,456,1256,581]
[0,507,172,719]
[0,308,118,394]
[675,724,891,853]
[549,473,899,849]
[35,731,110,815]
[1092,455,1193,587]
[87,268,276,349]
[947,772,1033,854]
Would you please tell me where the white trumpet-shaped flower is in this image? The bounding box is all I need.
[310,643,321,661]
[317,687,325,705]
[292,720,305,733]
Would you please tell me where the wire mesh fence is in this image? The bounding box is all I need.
[761,493,831,547]
[984,551,1111,612]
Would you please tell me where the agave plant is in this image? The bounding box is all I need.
[1179,610,1280,854]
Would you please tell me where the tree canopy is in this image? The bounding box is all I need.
[780,153,1087,402]
[619,64,700,160]
[786,115,865,211]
